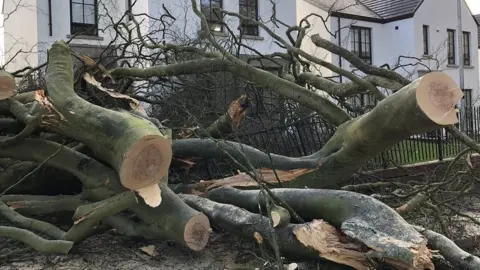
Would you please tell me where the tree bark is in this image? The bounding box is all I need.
[43,41,172,204]
[0,138,211,252]
[173,72,463,189]
[414,226,480,270]
[182,193,434,269]
[205,187,434,269]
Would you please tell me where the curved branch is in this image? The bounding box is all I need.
[296,73,404,97]
[0,200,66,239]
[414,226,480,269]
[172,138,320,170]
[206,187,434,269]
[310,34,411,86]
[0,226,73,254]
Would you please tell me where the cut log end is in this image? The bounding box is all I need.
[0,71,16,100]
[416,72,463,125]
[183,213,211,251]
[120,135,172,191]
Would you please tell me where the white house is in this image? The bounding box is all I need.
[0,0,478,111]
[318,0,480,110]
[0,0,155,72]
[475,14,480,76]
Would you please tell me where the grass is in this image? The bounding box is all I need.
[366,138,466,170]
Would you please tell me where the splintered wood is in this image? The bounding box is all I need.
[294,220,371,270]
[294,220,434,270]
[192,168,315,193]
[82,73,146,114]
[226,94,248,129]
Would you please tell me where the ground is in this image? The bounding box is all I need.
[0,230,268,270]
[1,209,479,270]
[1,171,479,269]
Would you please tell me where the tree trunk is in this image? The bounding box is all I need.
[43,40,172,206]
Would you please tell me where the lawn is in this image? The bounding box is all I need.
[365,138,466,170]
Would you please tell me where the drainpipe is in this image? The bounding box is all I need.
[48,0,52,36]
[457,0,465,130]
[337,16,343,83]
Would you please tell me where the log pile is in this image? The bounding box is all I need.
[0,40,479,270]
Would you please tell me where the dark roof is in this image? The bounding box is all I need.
[358,0,422,20]
[475,14,480,48]
[321,0,480,25]
[322,0,423,23]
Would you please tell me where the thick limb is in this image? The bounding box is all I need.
[172,72,462,189]
[414,226,480,270]
[181,194,372,269]
[205,187,434,269]
[0,226,73,254]
[44,41,172,198]
[0,138,211,251]
[83,183,211,251]
[0,200,66,239]
[62,191,139,242]
[1,194,85,215]
[172,139,320,170]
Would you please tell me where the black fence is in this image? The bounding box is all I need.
[228,106,480,171]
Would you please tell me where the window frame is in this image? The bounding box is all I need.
[422,25,429,55]
[463,31,471,66]
[126,0,133,22]
[200,0,224,33]
[350,26,372,64]
[239,0,259,36]
[70,0,98,36]
[447,29,456,65]
[463,89,473,132]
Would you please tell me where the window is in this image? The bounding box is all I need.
[350,26,372,64]
[126,0,133,21]
[423,25,429,55]
[239,0,259,36]
[200,0,223,32]
[70,0,97,36]
[463,31,471,66]
[362,93,376,107]
[447,29,456,65]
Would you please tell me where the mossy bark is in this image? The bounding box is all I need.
[44,40,172,190]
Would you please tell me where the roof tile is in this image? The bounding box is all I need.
[358,0,422,19]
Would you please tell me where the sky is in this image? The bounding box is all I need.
[466,0,480,14]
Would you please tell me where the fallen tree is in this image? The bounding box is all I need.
[0,0,479,269]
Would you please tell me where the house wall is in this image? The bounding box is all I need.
[329,16,415,84]
[414,0,480,104]
[35,0,136,66]
[0,0,144,71]
[296,0,333,77]
[147,0,297,56]
[2,0,39,71]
